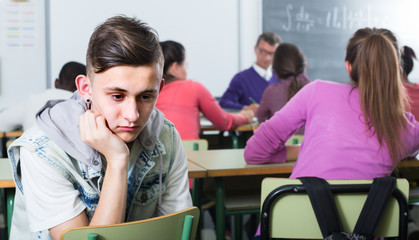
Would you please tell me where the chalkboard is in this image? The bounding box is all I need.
[263,0,419,83]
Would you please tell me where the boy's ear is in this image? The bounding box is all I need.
[76,74,91,101]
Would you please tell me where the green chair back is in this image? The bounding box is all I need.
[285,134,304,145]
[182,139,208,151]
[260,178,409,239]
[60,207,200,240]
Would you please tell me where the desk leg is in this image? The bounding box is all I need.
[215,177,225,240]
[6,188,15,238]
[192,178,202,240]
[231,133,239,149]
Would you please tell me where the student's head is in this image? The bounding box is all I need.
[254,32,282,70]
[55,61,86,92]
[345,27,407,163]
[401,46,417,82]
[160,40,187,83]
[76,15,164,143]
[272,43,306,100]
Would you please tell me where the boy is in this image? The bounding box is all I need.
[8,16,192,240]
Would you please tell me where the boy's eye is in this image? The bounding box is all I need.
[139,95,153,101]
[112,94,124,100]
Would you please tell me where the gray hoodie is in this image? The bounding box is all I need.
[35,92,165,172]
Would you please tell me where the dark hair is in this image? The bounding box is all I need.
[57,61,86,92]
[345,27,407,163]
[86,15,163,77]
[272,43,306,100]
[401,46,417,79]
[256,32,282,46]
[160,40,185,83]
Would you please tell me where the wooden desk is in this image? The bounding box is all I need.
[200,117,259,149]
[187,149,419,240]
[187,148,296,177]
[187,148,297,240]
[0,157,15,237]
[188,161,207,179]
[1,131,23,158]
[0,157,14,188]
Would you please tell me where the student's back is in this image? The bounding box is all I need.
[156,40,253,140]
[245,27,419,179]
[245,27,419,240]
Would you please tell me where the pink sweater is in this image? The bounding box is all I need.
[245,80,419,179]
[156,80,247,140]
[246,80,419,237]
[404,82,419,121]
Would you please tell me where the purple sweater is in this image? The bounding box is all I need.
[245,80,419,179]
[219,67,273,109]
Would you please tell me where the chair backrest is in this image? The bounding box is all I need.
[285,134,304,145]
[260,178,409,240]
[182,139,208,151]
[60,207,200,240]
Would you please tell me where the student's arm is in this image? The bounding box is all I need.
[194,82,249,130]
[244,82,313,164]
[49,111,130,240]
[218,75,245,110]
[159,130,192,214]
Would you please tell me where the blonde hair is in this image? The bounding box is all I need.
[345,28,407,164]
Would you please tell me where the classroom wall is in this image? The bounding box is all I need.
[49,0,262,98]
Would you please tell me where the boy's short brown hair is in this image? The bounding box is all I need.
[86,15,163,78]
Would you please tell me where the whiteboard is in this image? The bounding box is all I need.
[49,0,240,97]
[0,0,47,109]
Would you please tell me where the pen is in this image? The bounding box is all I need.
[249,97,257,104]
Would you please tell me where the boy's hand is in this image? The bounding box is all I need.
[79,110,129,168]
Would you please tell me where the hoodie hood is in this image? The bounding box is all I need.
[36,92,165,171]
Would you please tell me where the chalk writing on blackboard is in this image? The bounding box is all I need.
[282,3,384,32]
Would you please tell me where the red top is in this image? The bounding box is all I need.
[156,80,247,139]
[404,82,419,120]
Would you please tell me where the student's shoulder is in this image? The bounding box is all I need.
[232,67,254,79]
[305,79,350,91]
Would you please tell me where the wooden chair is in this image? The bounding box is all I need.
[260,178,409,240]
[182,139,210,240]
[60,207,200,240]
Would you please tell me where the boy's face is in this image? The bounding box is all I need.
[89,65,162,143]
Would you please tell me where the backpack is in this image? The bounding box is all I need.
[299,176,396,240]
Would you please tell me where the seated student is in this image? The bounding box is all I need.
[401,46,419,120]
[256,43,311,133]
[0,61,85,131]
[244,28,419,239]
[156,40,254,140]
[8,16,192,240]
[219,32,281,111]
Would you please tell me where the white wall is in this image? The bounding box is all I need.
[0,0,47,109]
[49,0,261,97]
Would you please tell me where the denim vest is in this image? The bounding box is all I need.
[8,120,179,240]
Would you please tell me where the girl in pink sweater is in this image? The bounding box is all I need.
[156,41,254,140]
[245,28,419,239]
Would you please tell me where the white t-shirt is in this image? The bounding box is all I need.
[20,139,152,232]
